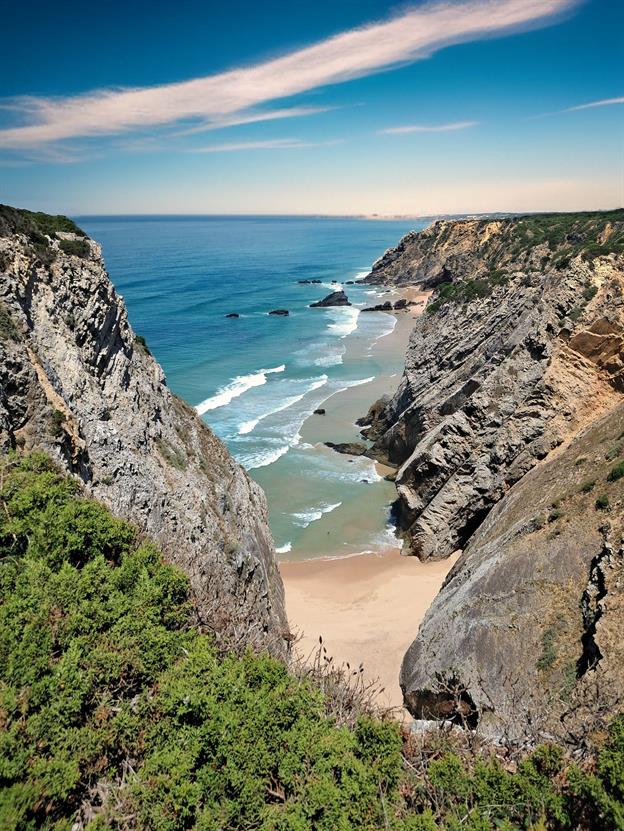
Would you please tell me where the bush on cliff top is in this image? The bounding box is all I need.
[0,204,86,240]
[0,452,623,830]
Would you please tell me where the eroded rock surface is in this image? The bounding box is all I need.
[362,212,624,560]
[401,402,624,741]
[362,211,624,737]
[0,206,287,653]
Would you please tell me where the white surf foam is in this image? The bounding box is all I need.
[243,444,289,470]
[292,501,342,528]
[327,307,360,339]
[196,365,285,414]
[354,270,370,281]
[313,352,343,367]
[275,542,292,554]
[237,376,329,435]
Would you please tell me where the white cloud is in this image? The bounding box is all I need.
[564,96,624,112]
[172,106,335,137]
[529,96,624,119]
[379,120,478,134]
[0,0,576,149]
[191,138,341,153]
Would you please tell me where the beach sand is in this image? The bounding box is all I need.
[280,286,452,714]
[280,549,459,711]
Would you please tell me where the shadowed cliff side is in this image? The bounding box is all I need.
[401,401,624,741]
[0,205,287,653]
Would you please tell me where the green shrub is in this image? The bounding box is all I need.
[0,204,86,237]
[59,238,91,259]
[581,480,596,493]
[1,452,623,831]
[583,284,598,302]
[596,495,610,510]
[134,333,152,355]
[0,302,19,341]
[607,461,624,482]
[50,409,66,438]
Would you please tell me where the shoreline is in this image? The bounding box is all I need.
[280,284,430,562]
[280,284,450,714]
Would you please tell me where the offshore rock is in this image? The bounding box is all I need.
[324,440,368,456]
[310,290,351,308]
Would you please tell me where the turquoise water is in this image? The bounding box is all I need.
[78,216,424,557]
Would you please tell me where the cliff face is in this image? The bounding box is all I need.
[362,210,624,738]
[363,212,624,560]
[0,206,287,652]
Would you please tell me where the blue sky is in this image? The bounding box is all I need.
[0,0,622,215]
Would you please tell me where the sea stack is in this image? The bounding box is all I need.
[310,290,351,308]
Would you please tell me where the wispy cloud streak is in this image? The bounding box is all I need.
[563,96,624,112]
[529,96,624,119]
[379,120,478,134]
[172,106,335,137]
[0,0,576,149]
[191,138,341,153]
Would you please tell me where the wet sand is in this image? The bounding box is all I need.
[281,549,459,710]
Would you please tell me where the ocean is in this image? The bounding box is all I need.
[77,215,425,559]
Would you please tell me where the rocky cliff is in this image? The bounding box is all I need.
[0,205,287,652]
[362,210,624,738]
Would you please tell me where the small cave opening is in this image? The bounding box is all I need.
[405,673,480,730]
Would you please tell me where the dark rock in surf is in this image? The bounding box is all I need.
[310,291,351,308]
[268,309,289,316]
[324,441,368,456]
[362,301,392,312]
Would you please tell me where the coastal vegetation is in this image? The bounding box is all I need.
[0,204,88,267]
[1,452,623,830]
[420,209,624,315]
[0,204,86,239]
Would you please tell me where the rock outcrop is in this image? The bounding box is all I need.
[361,210,624,738]
[0,205,287,653]
[324,441,368,456]
[362,211,624,560]
[401,402,624,741]
[310,290,351,308]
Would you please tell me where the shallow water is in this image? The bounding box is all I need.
[78,215,425,558]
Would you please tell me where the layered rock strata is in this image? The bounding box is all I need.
[361,210,624,737]
[0,206,287,653]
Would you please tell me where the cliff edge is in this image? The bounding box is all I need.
[0,205,287,652]
[362,210,624,738]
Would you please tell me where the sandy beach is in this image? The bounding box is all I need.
[281,549,459,710]
[279,286,451,713]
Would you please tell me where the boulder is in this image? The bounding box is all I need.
[324,441,368,456]
[314,408,326,415]
[310,291,351,308]
[225,312,240,318]
[268,309,289,316]
[362,301,392,312]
